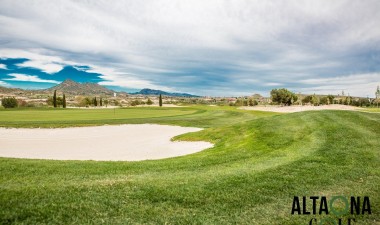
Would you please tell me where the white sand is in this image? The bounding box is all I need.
[239,104,360,113]
[0,124,213,161]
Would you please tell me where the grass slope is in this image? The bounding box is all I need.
[0,107,379,224]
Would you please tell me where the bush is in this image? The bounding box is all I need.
[47,96,63,107]
[248,98,259,106]
[320,96,328,105]
[1,97,18,108]
[113,100,120,106]
[358,98,370,107]
[311,95,320,106]
[79,97,92,107]
[327,95,334,104]
[130,100,140,106]
[271,88,298,106]
[343,97,352,105]
[104,99,109,107]
[47,96,53,106]
[302,95,312,104]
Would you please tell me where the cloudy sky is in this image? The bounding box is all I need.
[0,0,379,97]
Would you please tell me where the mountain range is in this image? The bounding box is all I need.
[47,79,115,95]
[0,79,199,97]
[132,88,199,97]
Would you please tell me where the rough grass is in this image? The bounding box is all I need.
[0,106,379,224]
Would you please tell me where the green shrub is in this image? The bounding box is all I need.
[302,95,312,104]
[130,100,140,106]
[320,96,328,105]
[1,97,18,108]
[270,88,298,105]
[248,98,258,106]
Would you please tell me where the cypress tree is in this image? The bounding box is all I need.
[159,94,162,107]
[53,90,57,108]
[93,97,97,106]
[63,93,66,108]
[100,97,103,106]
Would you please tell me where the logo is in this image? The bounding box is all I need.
[291,196,372,224]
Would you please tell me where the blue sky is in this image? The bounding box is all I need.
[0,0,379,97]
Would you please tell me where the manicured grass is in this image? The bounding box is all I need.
[359,107,380,113]
[0,107,379,224]
[0,107,198,127]
[0,106,277,128]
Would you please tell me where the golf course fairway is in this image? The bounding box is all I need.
[0,106,379,224]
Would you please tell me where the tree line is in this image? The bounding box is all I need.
[270,88,376,107]
[2,88,378,108]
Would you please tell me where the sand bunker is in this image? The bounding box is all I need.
[239,104,360,113]
[0,124,213,161]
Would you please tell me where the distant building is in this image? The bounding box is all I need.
[113,92,117,97]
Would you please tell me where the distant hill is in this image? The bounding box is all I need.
[0,80,199,97]
[46,79,115,95]
[132,88,199,97]
[252,93,264,99]
[0,86,25,94]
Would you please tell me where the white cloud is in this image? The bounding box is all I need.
[0,49,65,73]
[5,0,377,66]
[0,48,176,91]
[0,80,10,86]
[4,73,59,83]
[81,63,175,91]
[94,66,175,92]
[17,60,63,74]
[0,63,8,70]
[0,0,379,96]
[98,79,173,91]
[264,82,283,86]
[299,73,380,86]
[296,73,380,97]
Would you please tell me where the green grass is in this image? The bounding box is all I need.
[0,107,198,127]
[0,106,277,128]
[359,107,380,113]
[0,106,379,224]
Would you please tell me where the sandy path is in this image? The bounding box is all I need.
[239,104,361,113]
[0,124,213,161]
